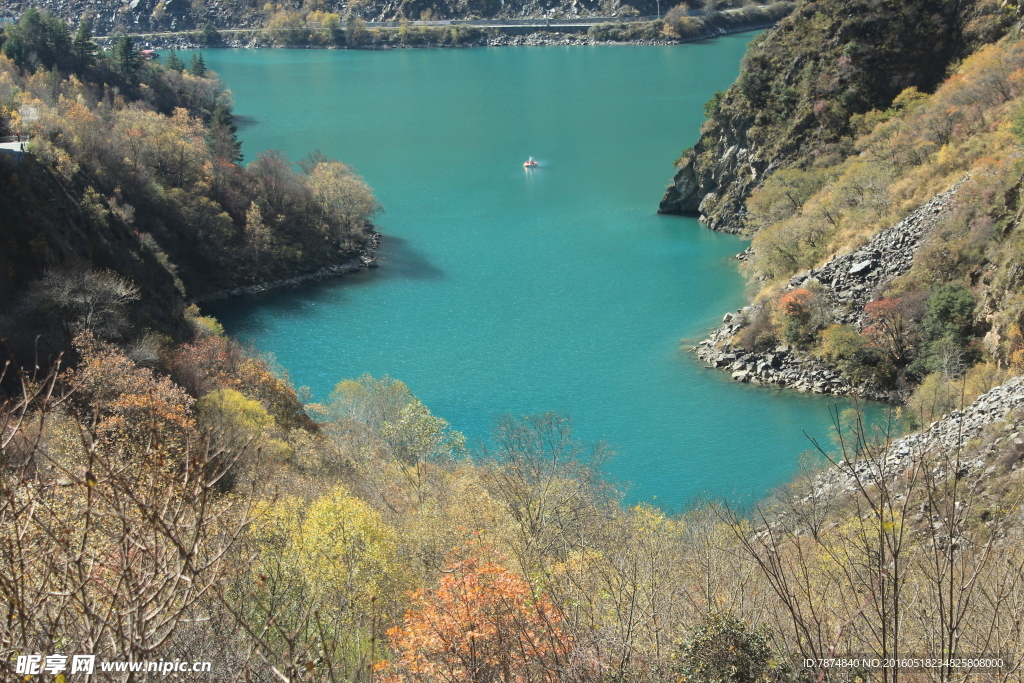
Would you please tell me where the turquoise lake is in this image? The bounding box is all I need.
[198,39,883,510]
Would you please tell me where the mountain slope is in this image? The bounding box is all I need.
[659,0,1017,233]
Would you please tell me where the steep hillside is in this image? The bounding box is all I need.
[0,154,192,351]
[659,0,1018,232]
[0,15,380,375]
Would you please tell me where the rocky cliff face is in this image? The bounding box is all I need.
[0,0,245,35]
[659,110,770,234]
[658,0,1015,233]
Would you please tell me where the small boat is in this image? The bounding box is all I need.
[523,156,538,168]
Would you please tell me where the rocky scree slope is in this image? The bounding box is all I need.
[693,180,965,397]
[783,179,967,326]
[658,0,1016,233]
[815,373,1024,499]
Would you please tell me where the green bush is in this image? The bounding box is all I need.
[912,284,980,376]
[672,613,776,683]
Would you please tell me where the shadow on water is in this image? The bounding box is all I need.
[202,235,444,329]
[375,234,445,280]
[201,269,372,330]
[202,282,342,334]
[232,114,260,130]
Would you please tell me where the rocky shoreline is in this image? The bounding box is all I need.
[692,321,891,399]
[691,180,965,400]
[128,31,670,50]
[190,232,380,304]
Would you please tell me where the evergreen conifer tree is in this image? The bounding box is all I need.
[111,35,143,81]
[166,47,185,72]
[208,103,244,164]
[1,9,73,72]
[71,21,97,72]
[200,21,221,45]
[188,52,208,77]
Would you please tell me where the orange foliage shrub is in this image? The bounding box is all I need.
[235,357,311,430]
[773,287,816,344]
[383,554,569,683]
[777,288,813,319]
[71,334,196,457]
[171,334,246,397]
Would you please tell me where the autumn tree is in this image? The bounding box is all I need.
[197,387,275,457]
[0,356,258,679]
[814,324,871,381]
[246,150,304,217]
[774,288,815,344]
[747,167,834,232]
[27,267,140,341]
[307,158,381,242]
[384,552,570,683]
[319,373,465,509]
[326,374,418,434]
[236,486,403,681]
[70,334,197,459]
[481,412,614,577]
[307,10,344,44]
[347,16,370,46]
[554,503,704,683]
[264,10,308,46]
[862,295,924,367]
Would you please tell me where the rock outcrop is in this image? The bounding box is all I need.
[693,317,890,399]
[658,115,774,234]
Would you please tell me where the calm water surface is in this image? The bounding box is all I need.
[199,40,882,509]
